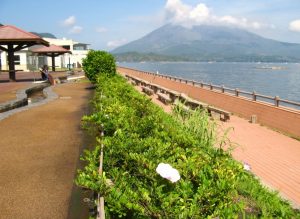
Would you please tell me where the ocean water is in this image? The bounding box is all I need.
[119,62,300,104]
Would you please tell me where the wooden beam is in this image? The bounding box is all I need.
[0,45,8,52]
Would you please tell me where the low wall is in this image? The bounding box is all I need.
[118,66,300,138]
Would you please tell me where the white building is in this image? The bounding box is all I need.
[0,37,90,72]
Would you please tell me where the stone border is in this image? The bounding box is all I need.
[0,83,58,121]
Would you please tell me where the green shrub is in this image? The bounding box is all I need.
[82,50,116,83]
[77,73,300,218]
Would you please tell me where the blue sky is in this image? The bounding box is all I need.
[1,0,300,50]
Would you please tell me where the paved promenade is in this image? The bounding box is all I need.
[0,80,92,218]
[133,82,300,209]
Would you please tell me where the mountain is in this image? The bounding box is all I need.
[112,24,300,62]
[30,32,57,39]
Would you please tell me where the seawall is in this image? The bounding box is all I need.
[117,66,300,138]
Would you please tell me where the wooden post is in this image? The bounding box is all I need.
[51,54,55,71]
[252,91,257,101]
[7,44,16,81]
[274,96,280,107]
[221,85,225,93]
[235,88,239,97]
[97,126,105,219]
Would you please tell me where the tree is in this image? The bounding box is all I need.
[82,50,116,83]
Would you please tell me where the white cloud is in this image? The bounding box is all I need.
[107,39,127,48]
[69,26,83,34]
[96,27,108,33]
[289,19,300,32]
[164,0,270,30]
[62,16,76,27]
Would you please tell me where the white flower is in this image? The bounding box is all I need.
[156,163,180,183]
[243,162,251,171]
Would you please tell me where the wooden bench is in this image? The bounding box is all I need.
[141,86,154,96]
[130,80,137,86]
[173,100,190,114]
[157,91,172,105]
[149,83,164,93]
[207,106,231,122]
[139,79,150,86]
[167,90,180,102]
[124,74,130,80]
[180,93,208,109]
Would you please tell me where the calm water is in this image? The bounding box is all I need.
[120,62,300,103]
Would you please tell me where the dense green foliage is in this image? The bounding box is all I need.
[76,74,300,218]
[82,50,116,83]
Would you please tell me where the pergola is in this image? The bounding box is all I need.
[31,44,72,71]
[0,25,49,81]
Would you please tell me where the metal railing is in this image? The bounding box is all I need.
[118,66,300,111]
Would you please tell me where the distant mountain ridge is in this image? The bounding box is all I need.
[30,32,56,39]
[112,24,300,62]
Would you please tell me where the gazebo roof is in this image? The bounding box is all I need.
[31,44,72,54]
[0,25,49,46]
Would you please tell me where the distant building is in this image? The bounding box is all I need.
[0,37,90,71]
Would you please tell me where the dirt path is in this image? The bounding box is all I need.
[134,84,300,208]
[0,81,92,219]
[0,82,31,103]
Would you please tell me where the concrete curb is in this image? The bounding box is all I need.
[0,83,58,121]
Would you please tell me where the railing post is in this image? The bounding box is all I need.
[221,85,225,93]
[274,96,280,107]
[252,91,257,101]
[235,88,239,97]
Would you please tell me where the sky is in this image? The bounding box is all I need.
[1,0,300,51]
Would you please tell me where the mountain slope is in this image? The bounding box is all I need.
[30,32,57,39]
[112,24,300,62]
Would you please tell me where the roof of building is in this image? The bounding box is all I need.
[0,25,49,46]
[31,44,72,54]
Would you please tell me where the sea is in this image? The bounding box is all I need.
[119,62,300,105]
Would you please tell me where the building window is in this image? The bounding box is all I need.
[14,55,20,65]
[62,45,70,50]
[74,44,88,50]
[7,55,20,65]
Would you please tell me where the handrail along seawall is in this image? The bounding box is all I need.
[117,66,300,138]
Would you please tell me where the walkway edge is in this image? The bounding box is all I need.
[0,84,58,121]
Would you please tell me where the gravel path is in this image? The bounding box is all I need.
[0,81,93,219]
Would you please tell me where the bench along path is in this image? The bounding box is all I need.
[0,81,93,218]
[130,78,300,208]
